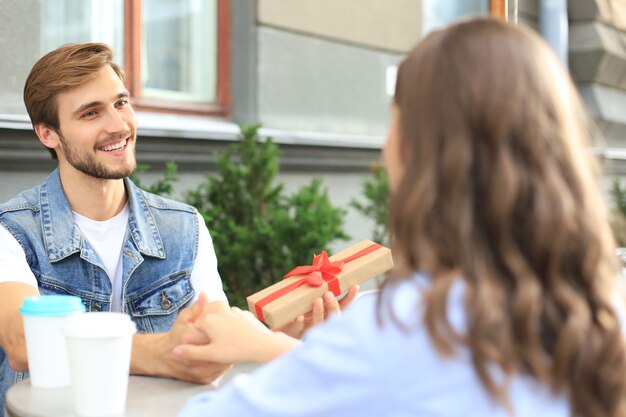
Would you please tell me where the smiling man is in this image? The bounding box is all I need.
[0,43,231,410]
[0,43,356,411]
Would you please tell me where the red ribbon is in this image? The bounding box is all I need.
[254,243,383,323]
[283,251,344,293]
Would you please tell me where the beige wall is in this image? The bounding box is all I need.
[570,0,626,30]
[257,0,422,53]
[597,0,626,31]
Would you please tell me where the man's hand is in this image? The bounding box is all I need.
[173,306,299,365]
[279,285,359,339]
[130,293,232,384]
[0,282,39,372]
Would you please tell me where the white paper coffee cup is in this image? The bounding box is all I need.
[20,295,85,388]
[64,312,137,417]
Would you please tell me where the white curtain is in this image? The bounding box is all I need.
[41,0,124,66]
[141,0,217,103]
[421,0,489,36]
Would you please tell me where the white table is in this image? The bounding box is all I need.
[5,363,257,417]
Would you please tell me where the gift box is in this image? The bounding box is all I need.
[247,240,394,329]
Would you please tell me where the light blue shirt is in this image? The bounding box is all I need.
[178,274,569,417]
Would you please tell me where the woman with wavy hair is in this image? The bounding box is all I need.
[176,18,626,417]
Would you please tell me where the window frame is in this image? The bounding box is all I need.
[490,0,507,19]
[123,0,231,117]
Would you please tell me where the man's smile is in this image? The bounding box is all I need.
[97,137,130,153]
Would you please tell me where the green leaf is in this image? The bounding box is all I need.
[129,161,179,197]
[349,164,389,245]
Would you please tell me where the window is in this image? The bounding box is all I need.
[42,0,125,65]
[41,0,230,116]
[421,0,489,35]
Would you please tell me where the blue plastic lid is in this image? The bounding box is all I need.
[20,295,86,317]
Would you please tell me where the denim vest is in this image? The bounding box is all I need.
[0,169,199,411]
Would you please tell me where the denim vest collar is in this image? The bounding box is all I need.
[41,168,166,262]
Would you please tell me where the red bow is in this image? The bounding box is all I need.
[283,251,345,287]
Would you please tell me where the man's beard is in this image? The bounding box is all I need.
[58,133,137,180]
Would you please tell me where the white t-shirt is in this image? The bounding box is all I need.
[0,206,227,311]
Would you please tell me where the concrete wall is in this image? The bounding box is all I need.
[0,0,40,116]
[254,0,415,137]
[516,0,539,27]
[257,27,402,136]
[568,0,626,173]
[230,0,258,126]
[257,0,421,53]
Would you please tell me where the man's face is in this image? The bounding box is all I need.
[54,65,137,180]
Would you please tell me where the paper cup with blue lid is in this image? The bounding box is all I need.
[20,294,85,388]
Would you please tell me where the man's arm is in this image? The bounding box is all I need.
[0,282,39,371]
[0,279,229,384]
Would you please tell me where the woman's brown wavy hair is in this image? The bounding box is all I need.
[386,18,626,417]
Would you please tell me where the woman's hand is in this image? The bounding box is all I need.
[279,285,359,339]
[173,304,300,364]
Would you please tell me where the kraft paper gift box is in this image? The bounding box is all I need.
[247,240,394,329]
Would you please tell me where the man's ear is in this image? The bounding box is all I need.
[33,123,60,152]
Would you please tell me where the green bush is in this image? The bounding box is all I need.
[350,163,389,246]
[185,125,349,307]
[129,161,179,197]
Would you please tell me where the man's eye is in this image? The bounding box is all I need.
[116,100,129,107]
[82,111,97,118]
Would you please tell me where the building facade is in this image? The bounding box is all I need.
[0,0,624,245]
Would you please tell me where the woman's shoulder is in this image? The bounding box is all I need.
[373,272,467,332]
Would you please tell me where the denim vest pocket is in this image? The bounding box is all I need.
[127,272,195,333]
[37,277,80,296]
[37,277,111,312]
